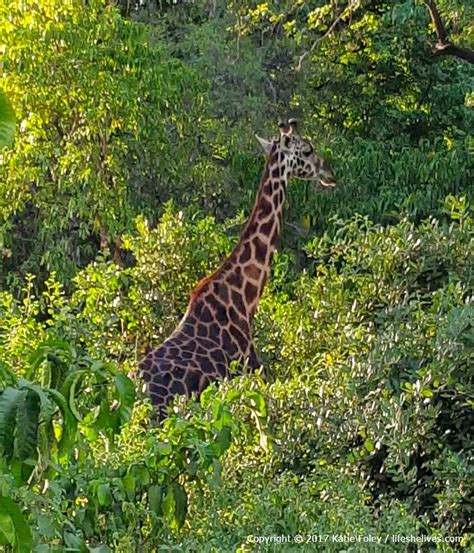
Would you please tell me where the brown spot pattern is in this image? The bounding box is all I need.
[139,132,329,421]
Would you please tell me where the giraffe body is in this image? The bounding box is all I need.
[139,120,336,419]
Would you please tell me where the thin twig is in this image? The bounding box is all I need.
[296,1,353,72]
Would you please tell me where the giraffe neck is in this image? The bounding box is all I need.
[218,146,288,320]
[139,146,289,417]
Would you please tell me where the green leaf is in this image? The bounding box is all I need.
[0,387,26,457]
[217,425,232,455]
[36,514,56,538]
[122,473,136,500]
[246,391,267,417]
[47,388,77,459]
[172,483,187,530]
[156,441,173,456]
[97,483,113,507]
[14,389,40,461]
[364,439,375,453]
[63,531,87,552]
[129,463,150,486]
[18,380,55,441]
[0,497,32,553]
[148,485,163,516]
[62,370,88,421]
[93,397,115,434]
[0,363,17,390]
[0,91,16,149]
[163,483,188,530]
[113,373,135,424]
[210,459,222,488]
[0,512,15,544]
[35,546,53,553]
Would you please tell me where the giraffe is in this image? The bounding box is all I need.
[139,119,337,419]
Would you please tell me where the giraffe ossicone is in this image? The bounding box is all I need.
[139,119,337,420]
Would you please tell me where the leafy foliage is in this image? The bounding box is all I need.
[0,0,473,550]
[0,0,208,283]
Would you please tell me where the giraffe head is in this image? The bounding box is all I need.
[256,119,336,188]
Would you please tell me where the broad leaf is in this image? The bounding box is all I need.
[13,389,40,461]
[0,387,26,457]
[47,388,78,460]
[113,373,135,424]
[0,497,32,553]
[148,484,163,517]
[0,91,15,149]
[163,483,188,531]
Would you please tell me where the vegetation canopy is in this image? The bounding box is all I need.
[0,0,473,550]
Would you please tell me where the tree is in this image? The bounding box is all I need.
[422,0,474,63]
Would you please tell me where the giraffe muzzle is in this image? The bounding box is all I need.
[318,177,337,188]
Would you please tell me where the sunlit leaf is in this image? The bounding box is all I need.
[0,91,15,149]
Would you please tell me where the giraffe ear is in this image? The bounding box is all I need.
[255,135,273,156]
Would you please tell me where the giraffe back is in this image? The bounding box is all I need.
[139,280,254,417]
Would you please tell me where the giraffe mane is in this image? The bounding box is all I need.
[190,274,214,300]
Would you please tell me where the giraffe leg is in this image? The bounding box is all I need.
[148,390,170,424]
[157,403,168,424]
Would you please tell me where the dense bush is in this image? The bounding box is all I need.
[1,197,472,550]
[0,0,473,550]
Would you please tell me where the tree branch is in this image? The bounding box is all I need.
[423,0,448,43]
[296,2,354,72]
[422,0,474,64]
[433,43,474,64]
